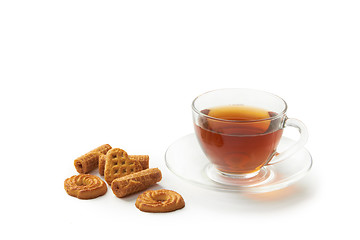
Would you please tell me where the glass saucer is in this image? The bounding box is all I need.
[165,134,313,193]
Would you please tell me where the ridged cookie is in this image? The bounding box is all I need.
[64,174,107,199]
[129,155,149,170]
[111,168,162,198]
[135,189,185,213]
[74,144,112,174]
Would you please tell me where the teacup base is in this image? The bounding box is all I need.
[165,133,312,192]
[206,164,274,186]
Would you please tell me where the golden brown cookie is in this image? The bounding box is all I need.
[74,144,112,174]
[104,148,143,185]
[135,189,185,213]
[129,155,149,170]
[64,174,107,199]
[98,154,106,176]
[99,154,149,176]
[111,168,162,198]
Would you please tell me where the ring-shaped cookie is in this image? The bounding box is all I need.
[135,189,185,212]
[64,174,107,199]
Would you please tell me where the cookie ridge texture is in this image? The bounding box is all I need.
[64,174,107,199]
[111,168,162,198]
[74,144,112,174]
[135,189,185,213]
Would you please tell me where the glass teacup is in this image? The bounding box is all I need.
[192,89,308,184]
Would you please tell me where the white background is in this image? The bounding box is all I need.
[1,0,359,239]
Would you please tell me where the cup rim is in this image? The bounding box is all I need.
[191,88,288,123]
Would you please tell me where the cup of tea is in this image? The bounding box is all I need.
[192,88,308,183]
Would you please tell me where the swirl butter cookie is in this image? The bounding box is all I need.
[64,174,107,199]
[135,189,185,213]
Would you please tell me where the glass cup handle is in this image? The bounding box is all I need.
[267,117,309,165]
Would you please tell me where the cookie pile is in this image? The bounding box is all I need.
[64,144,185,213]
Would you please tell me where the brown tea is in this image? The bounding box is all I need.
[195,105,283,174]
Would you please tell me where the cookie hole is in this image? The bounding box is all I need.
[112,154,117,159]
[113,162,118,166]
[114,169,118,174]
[130,169,134,172]
[122,169,126,173]
[121,161,125,165]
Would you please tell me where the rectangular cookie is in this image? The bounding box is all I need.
[129,155,149,170]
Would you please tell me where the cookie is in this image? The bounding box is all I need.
[99,154,149,176]
[111,168,162,198]
[74,144,112,174]
[129,155,149,170]
[135,189,185,213]
[98,154,106,176]
[64,174,107,199]
[104,148,143,185]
